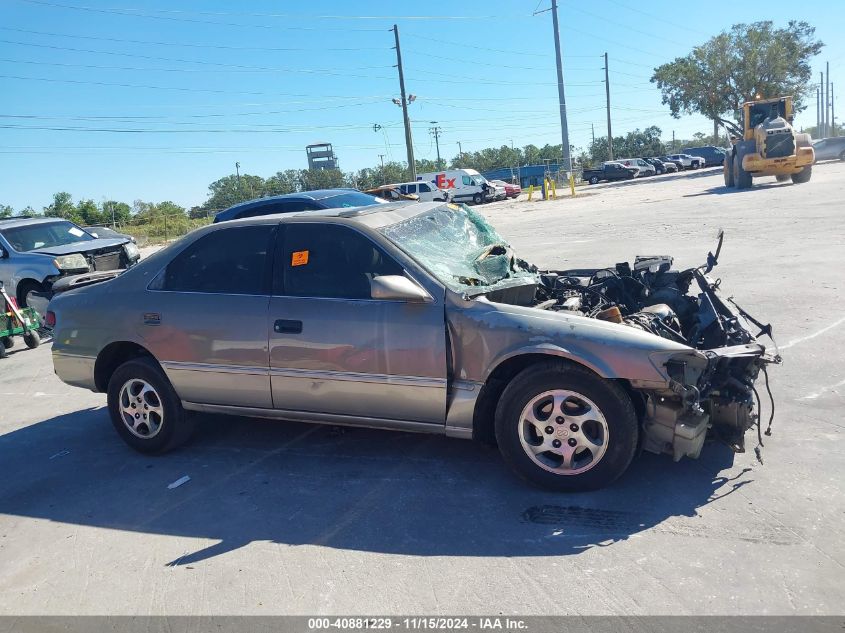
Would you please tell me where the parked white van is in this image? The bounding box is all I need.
[417,168,492,204]
[393,181,451,202]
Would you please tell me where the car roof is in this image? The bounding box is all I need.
[0,217,73,229]
[220,188,363,213]
[204,200,440,234]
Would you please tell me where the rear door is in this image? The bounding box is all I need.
[144,224,276,408]
[268,222,447,425]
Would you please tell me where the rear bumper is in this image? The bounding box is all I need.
[52,351,97,391]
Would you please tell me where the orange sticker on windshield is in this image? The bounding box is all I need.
[291,250,309,266]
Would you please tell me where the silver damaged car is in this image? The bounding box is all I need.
[49,202,779,491]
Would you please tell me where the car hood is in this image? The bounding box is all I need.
[29,238,128,256]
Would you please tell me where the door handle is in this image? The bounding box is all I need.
[274,319,302,334]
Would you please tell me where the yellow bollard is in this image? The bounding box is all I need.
[550,179,557,199]
[569,173,576,197]
[527,184,534,201]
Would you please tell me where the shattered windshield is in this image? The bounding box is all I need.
[379,204,537,292]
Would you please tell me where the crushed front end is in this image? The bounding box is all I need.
[532,233,781,462]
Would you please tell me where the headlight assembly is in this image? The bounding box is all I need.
[53,253,89,271]
[124,241,139,260]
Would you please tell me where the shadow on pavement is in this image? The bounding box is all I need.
[0,407,747,566]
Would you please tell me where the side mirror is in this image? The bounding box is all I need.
[370,275,431,303]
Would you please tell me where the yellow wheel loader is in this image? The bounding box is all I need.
[722,96,814,189]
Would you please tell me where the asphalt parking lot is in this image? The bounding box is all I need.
[1,163,843,615]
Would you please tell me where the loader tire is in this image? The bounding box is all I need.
[723,153,735,187]
[791,166,812,184]
[734,152,752,189]
[775,174,790,182]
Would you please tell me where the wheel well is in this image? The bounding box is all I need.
[94,342,156,392]
[472,354,605,445]
[15,278,42,305]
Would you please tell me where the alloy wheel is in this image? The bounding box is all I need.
[518,389,609,475]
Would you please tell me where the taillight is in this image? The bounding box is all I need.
[45,310,56,328]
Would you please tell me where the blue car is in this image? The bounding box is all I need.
[213,189,386,223]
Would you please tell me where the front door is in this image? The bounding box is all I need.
[268,222,447,426]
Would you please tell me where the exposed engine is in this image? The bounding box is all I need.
[525,232,781,462]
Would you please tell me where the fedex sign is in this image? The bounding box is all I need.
[435,173,456,189]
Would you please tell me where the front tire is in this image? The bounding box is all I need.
[839,150,845,161]
[588,176,599,185]
[107,357,196,454]
[494,361,638,491]
[775,174,790,182]
[723,153,735,187]
[16,280,43,308]
[734,152,752,189]
[472,193,483,204]
[791,166,812,184]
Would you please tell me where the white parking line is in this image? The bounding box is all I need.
[780,316,845,350]
[800,378,845,400]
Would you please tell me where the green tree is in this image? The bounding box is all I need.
[102,200,132,225]
[652,21,823,137]
[0,204,13,219]
[44,192,80,223]
[588,127,666,163]
[299,168,345,190]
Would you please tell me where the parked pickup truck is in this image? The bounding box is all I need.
[582,163,638,185]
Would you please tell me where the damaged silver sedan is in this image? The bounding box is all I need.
[49,201,779,491]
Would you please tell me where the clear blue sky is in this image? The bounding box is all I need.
[1,0,842,211]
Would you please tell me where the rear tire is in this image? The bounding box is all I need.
[734,152,752,189]
[494,361,638,491]
[107,357,196,454]
[472,193,483,204]
[723,153,735,187]
[589,176,599,185]
[839,150,845,161]
[1,336,14,350]
[791,166,812,184]
[0,339,7,359]
[775,174,790,182]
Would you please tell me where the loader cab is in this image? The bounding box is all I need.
[743,97,793,139]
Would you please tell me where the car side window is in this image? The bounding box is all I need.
[276,223,404,300]
[408,184,417,194]
[161,225,274,295]
[419,183,431,192]
[462,175,472,185]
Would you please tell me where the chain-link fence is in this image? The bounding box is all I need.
[114,213,212,247]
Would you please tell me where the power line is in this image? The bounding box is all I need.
[18,1,530,21]
[0,26,392,51]
[17,0,388,32]
[405,33,549,58]
[0,39,394,73]
[0,56,399,79]
[0,74,399,97]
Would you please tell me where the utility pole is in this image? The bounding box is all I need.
[820,71,826,137]
[832,83,836,136]
[591,123,595,146]
[817,85,821,136]
[378,154,386,183]
[429,123,443,169]
[825,61,830,139]
[457,141,463,162]
[672,130,675,152]
[235,162,241,191]
[393,24,416,180]
[550,0,572,174]
[603,52,613,161]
